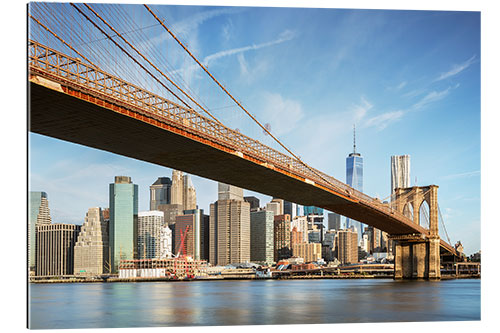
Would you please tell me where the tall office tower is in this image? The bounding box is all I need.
[346,125,364,242]
[244,196,260,211]
[307,215,325,242]
[158,204,184,225]
[183,175,197,211]
[250,210,274,265]
[308,229,321,243]
[292,243,322,263]
[209,183,250,266]
[171,170,184,206]
[388,156,410,255]
[218,182,243,201]
[283,201,293,217]
[271,198,285,215]
[324,230,336,248]
[137,211,164,259]
[200,214,210,261]
[74,207,109,276]
[361,233,370,253]
[291,216,308,243]
[28,191,52,271]
[391,155,411,194]
[274,214,291,261]
[109,176,138,273]
[328,212,341,230]
[159,224,173,259]
[174,213,196,258]
[303,206,324,216]
[36,223,81,276]
[149,177,172,210]
[102,208,110,222]
[266,201,281,217]
[336,229,359,265]
[174,208,204,260]
[291,226,304,248]
[323,230,337,262]
[365,225,382,253]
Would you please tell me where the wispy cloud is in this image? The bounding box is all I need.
[204,30,296,66]
[258,92,303,137]
[397,81,407,90]
[172,7,245,37]
[352,96,373,122]
[435,55,477,81]
[441,170,480,180]
[387,81,407,91]
[363,110,405,131]
[222,19,233,41]
[237,53,249,76]
[412,87,451,110]
[170,30,297,76]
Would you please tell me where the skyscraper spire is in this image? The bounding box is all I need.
[353,124,356,154]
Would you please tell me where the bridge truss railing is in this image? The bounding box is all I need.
[28,40,417,231]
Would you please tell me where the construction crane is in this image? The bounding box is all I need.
[172,225,193,279]
[175,225,190,258]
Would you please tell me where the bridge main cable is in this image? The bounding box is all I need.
[78,3,224,127]
[144,4,342,192]
[29,14,98,68]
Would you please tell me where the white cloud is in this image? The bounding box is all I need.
[363,110,405,131]
[259,92,304,137]
[435,55,476,81]
[222,19,233,41]
[169,29,296,82]
[441,170,480,180]
[203,30,296,66]
[352,96,373,122]
[388,81,407,91]
[412,87,451,110]
[237,53,249,76]
[172,7,245,37]
[396,81,407,90]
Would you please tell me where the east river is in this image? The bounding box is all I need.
[28,278,480,329]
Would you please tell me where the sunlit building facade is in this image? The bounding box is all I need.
[109,176,138,273]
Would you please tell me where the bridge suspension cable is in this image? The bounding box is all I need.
[438,204,452,245]
[77,3,225,127]
[69,3,198,115]
[29,14,98,68]
[144,4,343,192]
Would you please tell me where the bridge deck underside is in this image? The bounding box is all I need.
[30,81,430,237]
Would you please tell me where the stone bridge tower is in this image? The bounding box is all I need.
[392,185,441,280]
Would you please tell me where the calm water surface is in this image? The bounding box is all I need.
[28,279,480,329]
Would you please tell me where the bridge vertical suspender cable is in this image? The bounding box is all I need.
[29,14,98,68]
[69,2,195,113]
[144,4,343,192]
[438,204,452,245]
[79,3,225,127]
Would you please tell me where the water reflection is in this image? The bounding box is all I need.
[29,279,480,329]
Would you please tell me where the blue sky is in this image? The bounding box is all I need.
[28,3,480,254]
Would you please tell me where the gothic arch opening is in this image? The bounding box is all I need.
[419,200,430,228]
[403,202,414,220]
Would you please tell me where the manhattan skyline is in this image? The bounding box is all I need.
[28,4,480,254]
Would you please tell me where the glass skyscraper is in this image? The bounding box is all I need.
[303,206,324,216]
[109,176,138,273]
[346,126,364,243]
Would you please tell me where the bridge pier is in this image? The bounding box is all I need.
[392,185,441,280]
[393,236,440,280]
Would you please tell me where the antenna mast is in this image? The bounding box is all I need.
[353,124,357,154]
